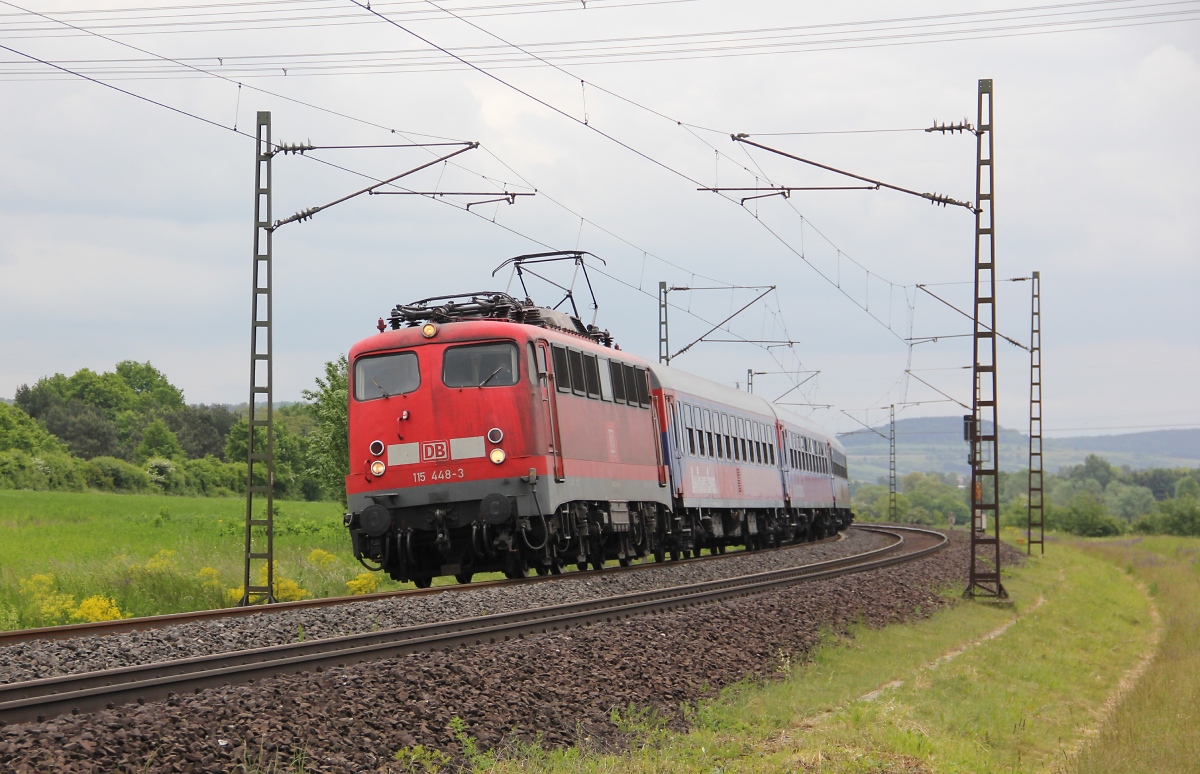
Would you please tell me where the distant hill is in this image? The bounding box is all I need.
[837,416,1200,483]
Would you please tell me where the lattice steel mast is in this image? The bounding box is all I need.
[1027,271,1044,555]
[241,111,276,605]
[965,79,1007,598]
[889,404,897,522]
[658,281,669,364]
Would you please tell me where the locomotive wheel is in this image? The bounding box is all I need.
[534,565,549,576]
[549,559,564,574]
[412,576,433,589]
[455,572,473,584]
[504,566,527,580]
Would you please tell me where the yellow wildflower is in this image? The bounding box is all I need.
[306,548,338,569]
[346,572,379,595]
[72,595,126,622]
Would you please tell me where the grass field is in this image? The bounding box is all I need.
[1072,536,1200,774]
[0,490,411,628]
[480,532,1178,773]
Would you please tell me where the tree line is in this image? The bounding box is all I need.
[852,454,1200,537]
[0,359,349,502]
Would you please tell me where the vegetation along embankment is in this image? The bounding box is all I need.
[482,532,1197,773]
[850,456,1200,540]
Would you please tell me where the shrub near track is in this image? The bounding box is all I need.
[0,490,397,628]
[491,535,1156,773]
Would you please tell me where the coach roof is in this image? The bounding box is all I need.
[647,362,774,417]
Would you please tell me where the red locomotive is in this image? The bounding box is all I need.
[344,254,851,586]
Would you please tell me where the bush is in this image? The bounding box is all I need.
[84,456,152,493]
[0,402,67,454]
[1059,493,1124,537]
[0,449,47,490]
[145,457,182,493]
[180,455,245,497]
[1133,496,1200,537]
[0,449,88,492]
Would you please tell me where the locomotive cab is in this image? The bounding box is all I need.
[345,316,550,586]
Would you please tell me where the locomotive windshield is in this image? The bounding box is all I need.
[354,352,420,400]
[443,341,519,388]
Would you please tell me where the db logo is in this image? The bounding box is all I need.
[421,440,449,462]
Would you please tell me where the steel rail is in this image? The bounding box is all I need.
[0,530,847,646]
[0,526,945,726]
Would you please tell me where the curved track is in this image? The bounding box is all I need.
[0,530,848,647]
[0,525,945,727]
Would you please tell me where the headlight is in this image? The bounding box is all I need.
[421,323,437,338]
[489,448,506,464]
[370,460,387,477]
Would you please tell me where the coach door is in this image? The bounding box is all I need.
[662,394,679,492]
[651,392,668,488]
[536,340,566,482]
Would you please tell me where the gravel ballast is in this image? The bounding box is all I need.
[0,528,1013,773]
[0,529,888,684]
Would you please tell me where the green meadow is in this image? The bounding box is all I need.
[0,490,396,628]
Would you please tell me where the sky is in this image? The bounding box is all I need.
[0,0,1197,439]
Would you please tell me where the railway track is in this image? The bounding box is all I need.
[0,529,848,647]
[0,525,945,727]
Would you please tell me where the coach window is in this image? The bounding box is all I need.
[609,360,627,403]
[443,342,519,388]
[551,346,571,393]
[582,354,602,399]
[685,404,697,455]
[671,402,682,448]
[354,351,420,401]
[740,421,748,461]
[768,437,775,465]
[598,357,614,400]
